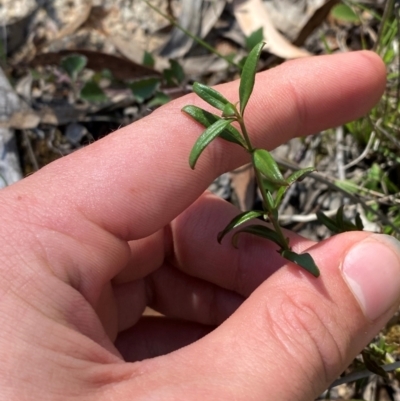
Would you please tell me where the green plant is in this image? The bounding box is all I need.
[182,43,320,277]
[319,1,400,239]
[60,54,108,103]
[317,205,364,234]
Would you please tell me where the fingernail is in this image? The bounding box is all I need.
[342,234,400,321]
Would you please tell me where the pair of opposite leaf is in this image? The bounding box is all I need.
[181,42,321,278]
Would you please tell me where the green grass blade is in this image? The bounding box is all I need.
[239,42,264,115]
[217,210,264,243]
[189,119,234,169]
[182,105,246,147]
[193,82,232,112]
[280,250,320,277]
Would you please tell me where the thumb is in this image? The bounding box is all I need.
[115,233,400,401]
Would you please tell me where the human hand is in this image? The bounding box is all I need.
[1,51,398,401]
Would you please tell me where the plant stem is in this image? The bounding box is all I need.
[373,0,395,53]
[238,117,290,251]
[254,167,290,251]
[237,116,254,152]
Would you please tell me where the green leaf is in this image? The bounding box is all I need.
[102,69,113,79]
[266,191,275,213]
[334,206,363,233]
[320,32,333,54]
[193,82,232,112]
[274,186,287,208]
[330,4,359,24]
[222,102,237,118]
[252,149,288,186]
[217,210,264,243]
[275,167,315,207]
[238,55,248,70]
[383,47,395,64]
[189,119,234,169]
[280,250,320,277]
[129,78,160,103]
[239,42,264,115]
[245,27,264,52]
[334,179,358,194]
[232,224,286,249]
[147,91,170,107]
[164,59,185,85]
[336,205,345,229]
[170,60,185,84]
[262,179,281,194]
[341,222,360,232]
[182,105,246,147]
[286,167,315,184]
[80,81,107,103]
[61,54,87,80]
[316,211,340,234]
[143,51,155,68]
[355,213,364,231]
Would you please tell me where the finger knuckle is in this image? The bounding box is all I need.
[265,289,345,386]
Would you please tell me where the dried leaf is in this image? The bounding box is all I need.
[233,0,310,59]
[53,1,92,40]
[8,111,40,129]
[32,50,162,81]
[230,165,256,211]
[362,350,389,379]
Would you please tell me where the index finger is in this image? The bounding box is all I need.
[7,51,385,241]
[0,51,386,307]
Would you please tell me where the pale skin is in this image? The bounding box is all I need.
[0,51,399,401]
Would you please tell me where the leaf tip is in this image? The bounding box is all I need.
[188,156,197,170]
[281,250,320,278]
[231,233,240,249]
